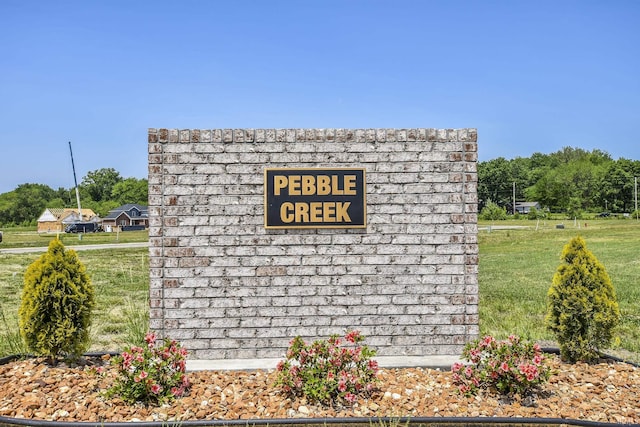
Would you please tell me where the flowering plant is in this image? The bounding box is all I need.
[105,332,190,405]
[275,330,379,406]
[451,335,551,397]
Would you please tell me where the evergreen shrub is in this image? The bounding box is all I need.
[480,200,508,220]
[527,206,545,220]
[18,239,95,361]
[545,236,620,363]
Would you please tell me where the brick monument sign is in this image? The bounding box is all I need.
[148,128,479,360]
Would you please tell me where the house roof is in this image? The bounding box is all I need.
[38,208,97,222]
[103,204,149,220]
[515,202,540,207]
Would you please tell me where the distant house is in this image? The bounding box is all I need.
[37,208,98,233]
[102,204,149,230]
[514,202,541,214]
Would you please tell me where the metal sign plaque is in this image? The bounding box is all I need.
[264,168,366,229]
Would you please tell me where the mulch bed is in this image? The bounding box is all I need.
[0,354,638,424]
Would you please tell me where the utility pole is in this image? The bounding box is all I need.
[513,182,516,215]
[68,142,82,219]
[635,176,638,220]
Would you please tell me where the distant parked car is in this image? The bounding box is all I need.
[598,212,611,218]
[65,222,101,233]
[0,231,3,243]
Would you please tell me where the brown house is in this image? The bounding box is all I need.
[37,208,98,233]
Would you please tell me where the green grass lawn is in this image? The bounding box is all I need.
[479,218,640,360]
[0,220,639,360]
[0,247,149,356]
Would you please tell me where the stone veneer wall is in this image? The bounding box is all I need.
[147,128,479,360]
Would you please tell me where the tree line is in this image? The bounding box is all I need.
[0,168,148,227]
[479,147,640,219]
[1,147,639,227]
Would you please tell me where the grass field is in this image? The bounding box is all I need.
[479,218,640,361]
[0,230,150,356]
[0,220,639,360]
[0,229,149,248]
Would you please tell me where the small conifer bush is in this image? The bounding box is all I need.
[545,236,620,363]
[18,239,95,361]
[479,200,508,220]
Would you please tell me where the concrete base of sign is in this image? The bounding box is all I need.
[186,355,461,372]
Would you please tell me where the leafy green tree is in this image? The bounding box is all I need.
[19,239,95,361]
[111,178,148,205]
[0,192,17,226]
[0,184,56,226]
[598,159,635,213]
[478,158,512,209]
[566,197,584,220]
[527,168,569,212]
[527,152,606,214]
[84,200,120,218]
[545,236,620,363]
[81,168,122,202]
[510,157,536,201]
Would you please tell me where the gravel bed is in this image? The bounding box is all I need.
[0,354,638,424]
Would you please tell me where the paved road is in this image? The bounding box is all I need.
[0,241,149,254]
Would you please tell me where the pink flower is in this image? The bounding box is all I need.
[344,392,357,403]
[345,330,361,343]
[500,362,510,372]
[150,383,162,394]
[464,366,474,378]
[144,332,157,346]
[483,336,495,346]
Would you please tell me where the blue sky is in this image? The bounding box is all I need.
[1,0,639,194]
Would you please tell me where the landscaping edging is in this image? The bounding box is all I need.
[0,415,632,427]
